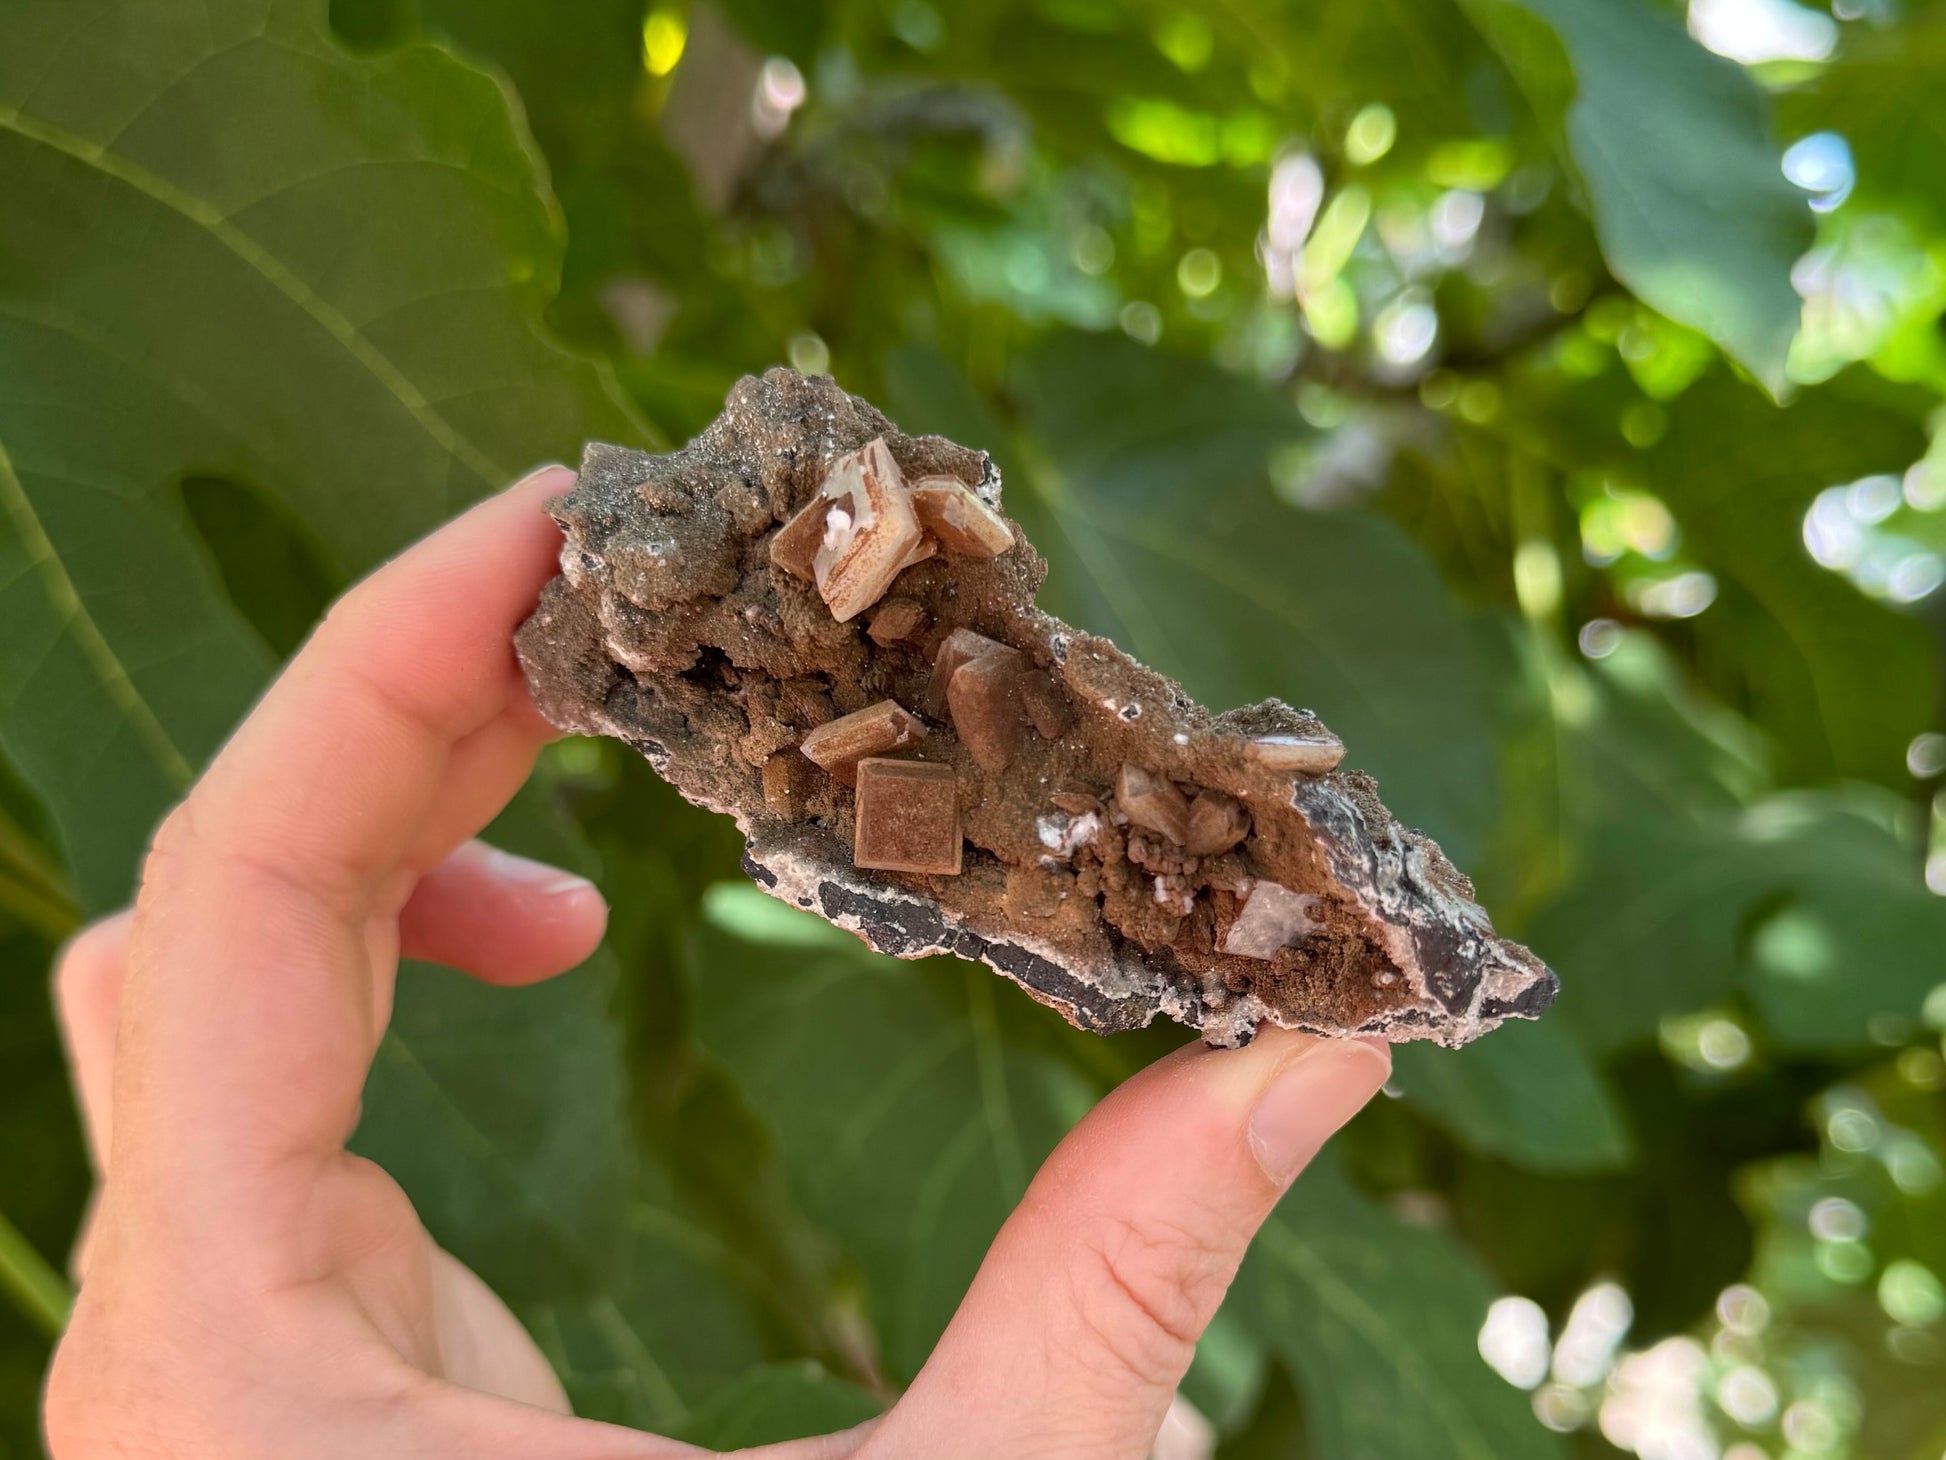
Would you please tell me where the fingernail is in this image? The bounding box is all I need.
[480,846,598,899]
[1248,1038,1390,1185]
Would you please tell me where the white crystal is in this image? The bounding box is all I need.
[1221,881,1321,960]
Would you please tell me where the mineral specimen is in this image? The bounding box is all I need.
[515,368,1557,1047]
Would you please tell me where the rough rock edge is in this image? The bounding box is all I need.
[515,369,1558,1048]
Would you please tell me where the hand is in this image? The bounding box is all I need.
[44,467,1391,1460]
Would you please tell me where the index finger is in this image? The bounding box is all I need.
[114,466,576,1189]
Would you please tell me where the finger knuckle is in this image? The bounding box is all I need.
[1068,1209,1228,1391]
[138,802,200,895]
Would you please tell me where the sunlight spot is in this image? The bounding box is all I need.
[1689,0,1837,63]
[641,9,687,76]
[1481,1296,1552,1389]
[787,331,830,376]
[1430,189,1485,255]
[753,57,807,139]
[1153,10,1214,71]
[1177,247,1222,298]
[1374,290,1438,367]
[1345,103,1398,166]
[1120,300,1162,345]
[1579,618,1623,659]
[1810,1196,1868,1242]
[1716,1285,1770,1334]
[1716,1365,1779,1427]
[1554,1282,1633,1387]
[1628,570,1716,619]
[1783,132,1855,212]
[1513,540,1563,618]
[1598,1337,1715,1460]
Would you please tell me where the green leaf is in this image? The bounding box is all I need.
[887,335,1498,862]
[352,781,635,1304]
[0,0,643,911]
[1461,0,1813,391]
[1536,786,1946,1053]
[1390,1017,1633,1173]
[1733,791,1946,1051]
[355,957,634,1302]
[691,925,1095,1381]
[1237,1156,1565,1460]
[1642,371,1933,788]
[677,1361,883,1449]
[523,1167,772,1430]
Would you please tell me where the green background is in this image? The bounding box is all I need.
[3,0,1946,1454]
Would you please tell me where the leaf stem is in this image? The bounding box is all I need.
[0,1209,72,1339]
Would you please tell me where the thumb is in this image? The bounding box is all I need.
[870,1027,1390,1460]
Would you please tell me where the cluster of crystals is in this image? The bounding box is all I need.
[1034,760,1331,962]
[768,437,1012,621]
[765,436,1348,964]
[770,438,1043,876]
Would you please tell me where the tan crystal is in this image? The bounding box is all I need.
[768,495,828,581]
[799,698,926,785]
[926,626,1014,715]
[893,534,939,573]
[1245,732,1345,775]
[761,751,811,815]
[1182,789,1251,856]
[1017,669,1072,739]
[866,597,928,646]
[948,650,1029,772]
[1116,763,1191,846]
[908,476,1015,558]
[804,437,924,622]
[854,758,963,875]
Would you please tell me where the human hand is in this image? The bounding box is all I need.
[44,467,1391,1460]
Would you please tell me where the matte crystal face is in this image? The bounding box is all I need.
[1016,669,1072,739]
[926,626,1011,716]
[946,649,1029,772]
[853,758,963,875]
[1182,788,1251,857]
[799,699,927,785]
[516,368,1559,1048]
[866,598,928,647]
[1115,763,1192,847]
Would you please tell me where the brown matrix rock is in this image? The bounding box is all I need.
[515,368,1557,1047]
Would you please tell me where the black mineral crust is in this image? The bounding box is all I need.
[516,368,1558,1046]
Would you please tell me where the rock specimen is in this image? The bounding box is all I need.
[515,368,1558,1047]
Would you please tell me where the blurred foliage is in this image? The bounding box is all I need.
[3,0,1945,1456]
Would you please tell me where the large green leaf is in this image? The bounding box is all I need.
[1238,1156,1565,1460]
[677,1361,882,1449]
[1390,1016,1632,1173]
[691,920,1094,1381]
[1461,0,1813,391]
[1535,786,1946,1053]
[0,0,643,911]
[1642,371,1933,788]
[886,335,1498,861]
[521,1166,774,1431]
